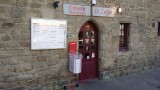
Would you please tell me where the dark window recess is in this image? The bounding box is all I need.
[79,31,83,38]
[158,22,160,36]
[79,46,83,51]
[119,23,130,51]
[91,46,95,51]
[85,53,90,59]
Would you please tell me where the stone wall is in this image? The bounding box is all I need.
[99,0,160,79]
[0,0,160,90]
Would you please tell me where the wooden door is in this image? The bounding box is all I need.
[78,21,98,80]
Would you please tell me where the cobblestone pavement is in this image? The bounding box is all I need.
[75,68,160,90]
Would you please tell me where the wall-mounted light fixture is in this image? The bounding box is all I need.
[91,0,96,6]
[117,7,122,13]
[53,1,60,9]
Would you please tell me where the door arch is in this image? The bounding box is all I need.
[78,21,98,80]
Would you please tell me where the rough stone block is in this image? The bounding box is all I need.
[16,50,31,56]
[15,64,33,72]
[31,87,43,90]
[29,9,41,17]
[1,73,18,82]
[30,3,41,8]
[2,23,15,29]
[47,55,60,66]
[143,66,150,70]
[17,56,33,63]
[58,65,68,77]
[60,58,68,65]
[41,82,55,90]
[55,80,66,90]
[45,76,57,83]
[13,18,25,23]
[27,80,37,86]
[59,51,67,59]
[102,71,110,79]
[0,6,6,13]
[7,65,16,72]
[19,41,30,47]
[7,87,25,90]
[0,0,16,5]
[36,56,47,62]
[10,30,22,41]
[2,35,11,41]
[21,32,30,41]
[10,7,25,18]
[39,0,46,2]
[0,6,10,19]
[5,41,20,49]
[16,23,28,30]
[41,8,54,18]
[16,0,28,7]
[0,65,9,74]
[115,71,121,76]
[47,67,59,76]
[112,35,119,45]
[16,74,33,81]
[0,83,6,89]
[37,77,45,84]
[31,51,47,56]
[33,71,48,78]
[110,73,116,77]
[121,70,128,75]
[18,80,26,86]
[0,42,6,49]
[0,51,15,59]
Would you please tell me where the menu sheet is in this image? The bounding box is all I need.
[31,18,67,50]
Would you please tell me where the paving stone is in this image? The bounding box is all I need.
[76,68,160,90]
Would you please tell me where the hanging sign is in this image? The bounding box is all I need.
[31,17,67,50]
[92,7,116,17]
[63,4,91,16]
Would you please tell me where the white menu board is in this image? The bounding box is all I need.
[31,18,67,50]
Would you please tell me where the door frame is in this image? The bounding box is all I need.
[78,21,99,81]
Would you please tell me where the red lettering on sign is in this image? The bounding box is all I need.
[93,7,114,16]
[69,5,86,12]
[104,10,112,15]
[83,8,85,11]
[94,9,100,13]
[100,9,104,14]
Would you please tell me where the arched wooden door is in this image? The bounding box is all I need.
[78,21,98,80]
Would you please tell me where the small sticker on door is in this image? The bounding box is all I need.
[85,39,89,44]
[85,53,90,59]
[87,56,90,59]
[86,46,89,51]
[92,53,95,58]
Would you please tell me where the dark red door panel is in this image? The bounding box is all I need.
[78,22,98,80]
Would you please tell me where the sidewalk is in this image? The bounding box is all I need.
[76,68,160,90]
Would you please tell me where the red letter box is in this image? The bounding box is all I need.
[69,42,77,53]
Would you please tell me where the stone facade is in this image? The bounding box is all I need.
[0,0,160,90]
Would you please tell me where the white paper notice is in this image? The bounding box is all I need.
[31,18,67,50]
[74,58,81,73]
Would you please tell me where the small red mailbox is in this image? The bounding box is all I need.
[69,42,77,53]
